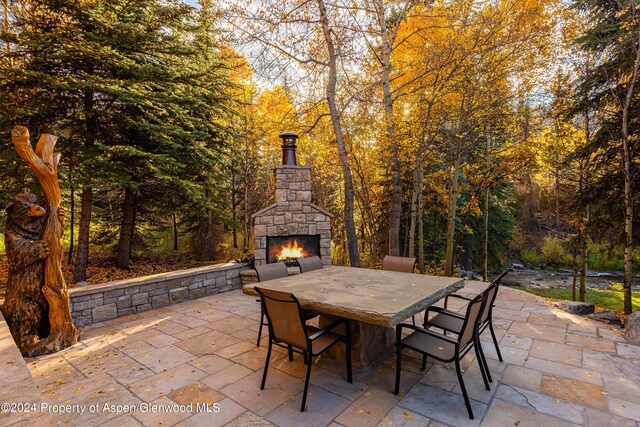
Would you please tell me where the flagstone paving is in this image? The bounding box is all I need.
[19,282,640,427]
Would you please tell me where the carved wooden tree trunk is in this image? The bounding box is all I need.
[10,126,78,355]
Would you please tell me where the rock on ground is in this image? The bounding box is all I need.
[624,312,640,345]
[554,301,595,315]
[588,311,623,327]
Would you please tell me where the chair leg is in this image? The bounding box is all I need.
[474,341,490,390]
[411,315,416,326]
[257,305,264,347]
[300,353,313,412]
[489,322,503,362]
[345,320,353,383]
[421,354,428,371]
[476,339,493,383]
[288,345,294,362]
[394,328,402,395]
[260,341,272,390]
[455,357,474,419]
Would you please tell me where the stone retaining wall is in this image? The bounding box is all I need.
[69,262,249,327]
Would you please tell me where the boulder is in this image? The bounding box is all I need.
[554,301,595,315]
[501,278,522,287]
[624,312,640,345]
[588,311,623,327]
[511,263,525,270]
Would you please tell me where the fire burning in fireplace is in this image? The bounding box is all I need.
[267,235,320,265]
[276,240,305,261]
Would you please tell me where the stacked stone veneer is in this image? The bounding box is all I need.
[252,165,333,266]
[69,262,249,327]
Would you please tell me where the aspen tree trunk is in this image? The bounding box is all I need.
[483,188,489,281]
[444,151,461,276]
[621,24,639,315]
[571,246,578,301]
[483,131,491,281]
[374,0,403,257]
[579,103,591,303]
[408,164,420,258]
[418,165,424,273]
[317,0,360,267]
[11,126,78,356]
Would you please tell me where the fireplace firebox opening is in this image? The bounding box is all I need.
[266,235,321,266]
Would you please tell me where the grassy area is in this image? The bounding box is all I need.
[514,286,640,313]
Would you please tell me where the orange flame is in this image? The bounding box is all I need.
[276,240,305,261]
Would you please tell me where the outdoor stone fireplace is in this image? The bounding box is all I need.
[252,132,333,267]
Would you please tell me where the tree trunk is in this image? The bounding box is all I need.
[173,213,179,251]
[116,188,136,269]
[9,127,78,356]
[555,164,561,231]
[444,152,461,276]
[571,245,578,301]
[408,157,421,258]
[73,188,92,282]
[417,165,424,273]
[579,233,588,302]
[317,0,360,267]
[483,188,490,281]
[232,171,238,249]
[621,24,639,315]
[73,90,97,282]
[67,184,75,265]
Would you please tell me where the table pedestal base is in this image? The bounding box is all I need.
[319,315,396,370]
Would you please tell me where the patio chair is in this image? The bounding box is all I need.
[254,262,318,348]
[296,255,323,273]
[255,262,288,347]
[382,255,416,273]
[394,291,489,419]
[430,270,508,364]
[256,287,352,412]
[382,255,418,324]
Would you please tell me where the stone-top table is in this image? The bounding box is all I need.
[243,266,464,368]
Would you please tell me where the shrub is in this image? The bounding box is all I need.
[541,236,567,267]
[521,248,539,264]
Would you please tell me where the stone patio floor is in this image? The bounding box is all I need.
[19,282,640,427]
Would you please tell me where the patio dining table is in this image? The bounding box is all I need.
[242,265,464,369]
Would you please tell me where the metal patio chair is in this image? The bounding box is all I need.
[296,255,323,273]
[382,255,417,273]
[394,292,489,419]
[256,287,352,412]
[254,262,318,348]
[382,255,418,324]
[428,270,509,365]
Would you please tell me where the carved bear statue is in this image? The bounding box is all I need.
[3,188,63,352]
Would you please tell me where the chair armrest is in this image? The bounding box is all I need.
[444,293,471,308]
[308,318,346,341]
[426,306,465,320]
[396,323,458,345]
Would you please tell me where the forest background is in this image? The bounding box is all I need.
[0,0,638,314]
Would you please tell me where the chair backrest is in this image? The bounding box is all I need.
[297,256,323,273]
[255,262,288,282]
[382,255,416,273]
[255,287,308,349]
[457,292,488,347]
[479,270,508,323]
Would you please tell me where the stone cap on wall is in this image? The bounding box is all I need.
[69,262,248,297]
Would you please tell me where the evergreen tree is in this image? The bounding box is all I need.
[0,0,235,271]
